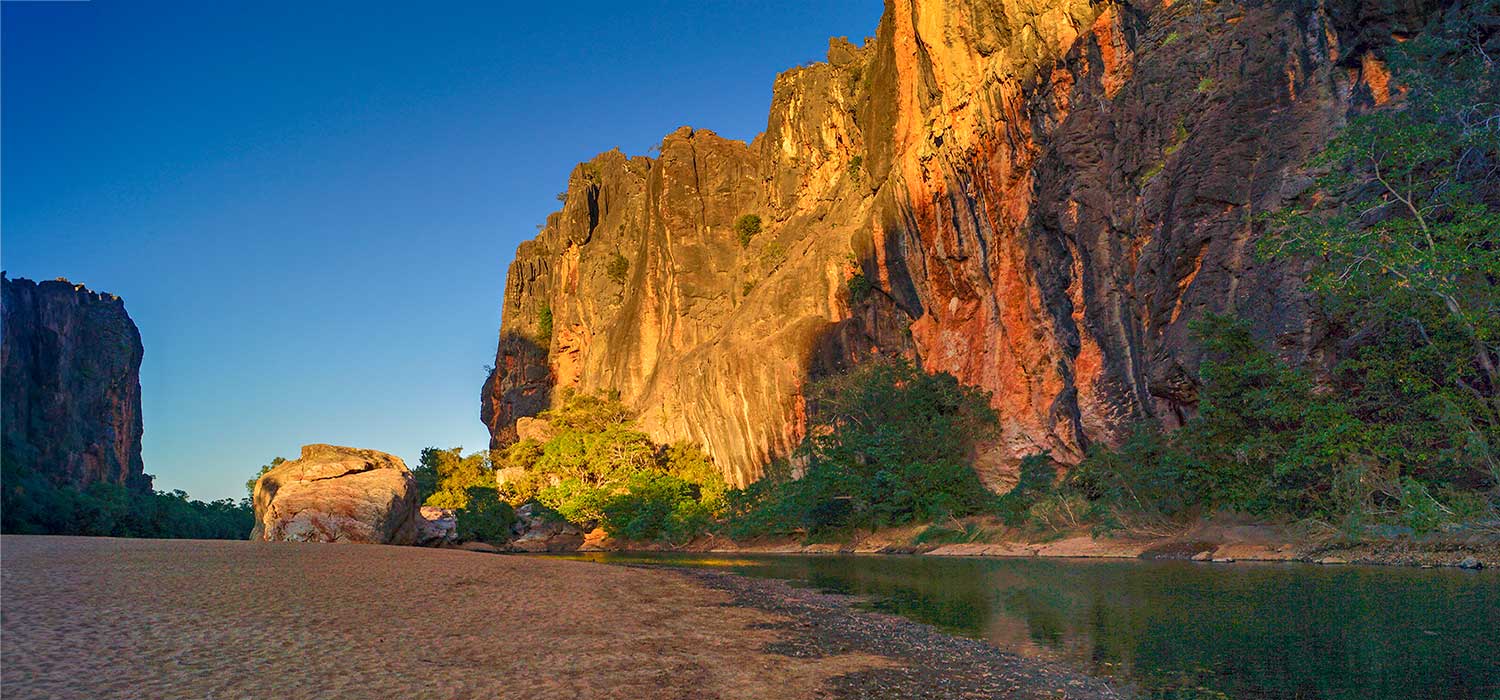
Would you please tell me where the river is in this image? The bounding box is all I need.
[558,552,1499,699]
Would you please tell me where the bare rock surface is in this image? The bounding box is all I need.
[251,444,418,545]
[414,506,457,546]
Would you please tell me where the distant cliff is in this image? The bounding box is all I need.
[483,0,1439,487]
[2,274,149,492]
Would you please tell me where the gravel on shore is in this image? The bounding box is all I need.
[678,568,1123,700]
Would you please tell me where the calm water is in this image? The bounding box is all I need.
[559,552,1500,699]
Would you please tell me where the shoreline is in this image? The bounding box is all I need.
[677,567,1122,699]
[573,519,1498,570]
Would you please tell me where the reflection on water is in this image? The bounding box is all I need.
[556,552,1500,699]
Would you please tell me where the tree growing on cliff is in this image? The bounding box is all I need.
[1260,7,1499,494]
[735,214,762,247]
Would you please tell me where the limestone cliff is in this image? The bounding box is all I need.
[483,0,1439,487]
[1,274,149,492]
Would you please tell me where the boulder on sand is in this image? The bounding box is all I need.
[415,506,457,546]
[251,444,419,545]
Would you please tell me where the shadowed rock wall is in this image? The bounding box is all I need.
[2,274,149,492]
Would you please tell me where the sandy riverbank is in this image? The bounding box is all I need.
[0,535,1115,699]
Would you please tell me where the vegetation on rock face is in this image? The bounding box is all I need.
[734,214,762,248]
[2,454,253,539]
[1020,15,1500,538]
[606,253,630,284]
[536,304,553,344]
[724,357,998,538]
[495,390,725,544]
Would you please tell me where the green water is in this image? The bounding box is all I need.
[560,552,1499,699]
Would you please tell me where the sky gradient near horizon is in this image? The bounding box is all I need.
[2,1,882,501]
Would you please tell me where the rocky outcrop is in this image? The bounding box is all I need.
[1,274,149,491]
[415,506,458,546]
[251,444,419,544]
[508,502,584,553]
[483,0,1441,488]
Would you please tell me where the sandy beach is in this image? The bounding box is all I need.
[0,536,1114,699]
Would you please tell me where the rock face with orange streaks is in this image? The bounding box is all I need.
[483,0,1439,488]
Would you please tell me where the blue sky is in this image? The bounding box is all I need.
[2,1,880,501]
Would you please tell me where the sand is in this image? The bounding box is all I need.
[1,536,889,699]
[1,536,1116,699]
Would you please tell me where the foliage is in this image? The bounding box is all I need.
[599,471,713,543]
[606,253,630,284]
[496,390,726,542]
[453,486,516,543]
[847,272,872,304]
[415,447,496,509]
[847,155,863,180]
[760,241,788,271]
[735,214,762,248]
[3,456,253,540]
[724,357,998,537]
[245,456,285,497]
[536,304,553,344]
[413,447,517,542]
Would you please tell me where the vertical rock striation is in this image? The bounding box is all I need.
[2,274,149,491]
[483,0,1440,487]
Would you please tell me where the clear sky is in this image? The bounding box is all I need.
[2,1,881,502]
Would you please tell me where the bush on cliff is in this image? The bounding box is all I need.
[724,357,998,538]
[734,214,762,247]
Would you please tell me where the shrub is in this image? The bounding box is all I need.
[724,357,998,537]
[847,272,873,304]
[454,486,516,543]
[760,241,787,271]
[600,471,711,543]
[735,214,762,247]
[496,391,725,542]
[537,304,553,343]
[606,253,630,284]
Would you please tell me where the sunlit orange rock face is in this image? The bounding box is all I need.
[484,0,1435,488]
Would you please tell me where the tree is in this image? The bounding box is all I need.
[1261,6,1499,487]
[417,447,495,509]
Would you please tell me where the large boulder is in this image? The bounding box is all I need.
[251,444,418,544]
